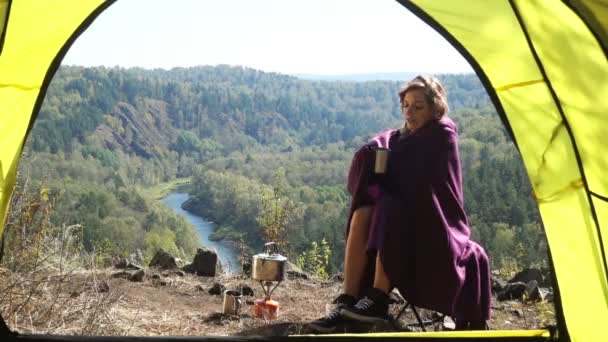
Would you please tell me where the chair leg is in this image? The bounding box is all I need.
[394,302,427,332]
[410,305,426,332]
[394,302,451,332]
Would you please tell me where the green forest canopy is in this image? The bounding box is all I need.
[8,65,546,274]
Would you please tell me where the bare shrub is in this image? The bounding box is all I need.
[0,175,123,335]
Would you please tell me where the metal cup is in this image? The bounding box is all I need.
[222,290,242,315]
[374,147,390,174]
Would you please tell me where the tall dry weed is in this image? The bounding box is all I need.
[0,174,123,335]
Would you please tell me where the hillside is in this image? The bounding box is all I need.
[7,65,548,318]
[95,99,177,158]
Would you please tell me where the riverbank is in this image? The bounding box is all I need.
[162,192,241,273]
[142,177,192,200]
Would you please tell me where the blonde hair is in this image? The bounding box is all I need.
[398,75,449,119]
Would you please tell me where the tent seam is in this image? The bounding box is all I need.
[0,84,40,90]
[591,191,608,202]
[495,79,544,91]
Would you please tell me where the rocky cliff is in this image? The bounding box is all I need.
[94,99,177,158]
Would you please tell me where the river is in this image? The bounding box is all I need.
[161,192,240,273]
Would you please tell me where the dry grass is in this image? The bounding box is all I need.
[0,266,123,335]
[0,266,556,336]
[0,181,125,336]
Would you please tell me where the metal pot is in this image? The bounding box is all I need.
[252,242,287,282]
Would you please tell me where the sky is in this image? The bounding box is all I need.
[62,0,473,76]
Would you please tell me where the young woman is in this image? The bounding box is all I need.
[308,75,491,332]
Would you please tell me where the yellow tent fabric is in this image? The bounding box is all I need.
[399,0,608,341]
[0,0,113,237]
[0,0,606,341]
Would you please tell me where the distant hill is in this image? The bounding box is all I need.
[294,71,474,82]
[21,65,545,276]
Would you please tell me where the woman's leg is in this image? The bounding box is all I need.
[343,206,373,298]
[372,253,391,294]
[340,246,392,323]
[308,206,374,332]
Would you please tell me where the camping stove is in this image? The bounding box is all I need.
[254,281,280,319]
[252,242,286,319]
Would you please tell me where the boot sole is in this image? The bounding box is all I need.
[340,308,389,324]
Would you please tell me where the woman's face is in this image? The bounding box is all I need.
[401,88,434,133]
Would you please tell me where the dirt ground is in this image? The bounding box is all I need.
[1,268,556,336]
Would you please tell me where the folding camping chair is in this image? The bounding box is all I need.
[391,301,448,332]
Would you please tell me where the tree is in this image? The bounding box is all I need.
[256,168,294,248]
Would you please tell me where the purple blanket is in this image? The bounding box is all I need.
[346,117,491,321]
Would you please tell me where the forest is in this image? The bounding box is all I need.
[3,65,548,276]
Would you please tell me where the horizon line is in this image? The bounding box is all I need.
[59,63,475,77]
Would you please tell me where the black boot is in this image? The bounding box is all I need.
[307,294,357,333]
[340,287,390,323]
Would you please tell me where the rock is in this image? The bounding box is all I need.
[111,271,131,279]
[100,102,177,158]
[508,268,544,286]
[239,284,254,297]
[149,249,182,269]
[242,259,252,277]
[442,316,456,330]
[329,273,344,282]
[152,274,161,279]
[94,280,110,293]
[492,277,507,294]
[131,249,145,266]
[512,309,524,318]
[540,270,553,287]
[286,261,309,280]
[216,260,224,275]
[183,247,218,277]
[161,270,185,277]
[155,279,168,286]
[388,290,405,305]
[129,269,145,282]
[497,282,527,301]
[543,288,554,302]
[113,257,142,270]
[287,269,309,280]
[209,282,225,295]
[525,280,543,302]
